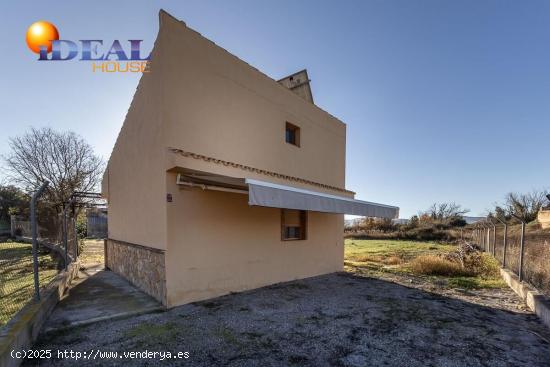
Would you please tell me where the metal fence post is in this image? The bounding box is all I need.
[480,227,483,249]
[10,214,16,237]
[502,223,508,267]
[63,204,68,270]
[519,221,525,282]
[487,227,491,253]
[483,227,489,252]
[73,205,78,260]
[486,218,496,256]
[493,224,497,258]
[30,181,49,301]
[479,227,483,249]
[495,216,507,267]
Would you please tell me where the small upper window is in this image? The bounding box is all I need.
[285,122,300,147]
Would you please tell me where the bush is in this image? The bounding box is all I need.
[410,255,471,276]
[410,243,501,279]
[345,223,462,242]
[448,216,467,227]
[76,211,87,239]
[466,252,500,278]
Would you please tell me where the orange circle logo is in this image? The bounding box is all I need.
[26,21,59,54]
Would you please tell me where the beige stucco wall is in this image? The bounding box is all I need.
[102,43,167,250]
[165,172,344,307]
[158,11,347,190]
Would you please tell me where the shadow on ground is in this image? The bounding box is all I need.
[27,273,550,366]
[43,267,162,332]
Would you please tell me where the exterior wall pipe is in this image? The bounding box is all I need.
[176,174,248,194]
[30,181,49,301]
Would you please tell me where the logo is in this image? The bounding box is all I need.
[25,21,150,73]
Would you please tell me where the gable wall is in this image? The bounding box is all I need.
[159,13,347,190]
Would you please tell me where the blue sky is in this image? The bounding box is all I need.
[1,0,549,218]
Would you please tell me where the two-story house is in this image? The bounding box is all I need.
[101,10,398,307]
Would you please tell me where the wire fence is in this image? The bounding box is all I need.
[0,240,61,326]
[11,211,79,266]
[467,221,550,296]
[0,184,85,328]
[0,210,78,327]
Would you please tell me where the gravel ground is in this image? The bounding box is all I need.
[26,273,550,367]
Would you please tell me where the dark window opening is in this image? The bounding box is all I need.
[285,122,300,147]
[281,209,307,241]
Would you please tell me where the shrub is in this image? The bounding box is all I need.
[76,212,87,239]
[466,252,500,278]
[410,255,471,276]
[448,216,467,227]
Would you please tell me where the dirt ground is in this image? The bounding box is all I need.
[27,272,550,366]
[78,239,105,268]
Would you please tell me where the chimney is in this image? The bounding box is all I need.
[278,69,314,104]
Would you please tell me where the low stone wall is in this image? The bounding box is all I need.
[0,261,80,367]
[500,268,550,330]
[538,210,550,230]
[105,239,167,305]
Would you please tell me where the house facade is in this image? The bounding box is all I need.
[102,10,398,307]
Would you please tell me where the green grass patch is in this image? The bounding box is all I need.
[447,277,506,290]
[345,239,505,290]
[0,241,59,326]
[345,239,455,261]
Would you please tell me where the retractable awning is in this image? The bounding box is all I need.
[246,179,399,219]
[175,171,398,218]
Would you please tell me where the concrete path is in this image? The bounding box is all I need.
[43,246,162,333]
[44,267,162,332]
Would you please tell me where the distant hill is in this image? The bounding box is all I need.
[462,216,485,224]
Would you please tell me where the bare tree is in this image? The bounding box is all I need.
[501,189,549,222]
[4,127,103,211]
[421,202,469,222]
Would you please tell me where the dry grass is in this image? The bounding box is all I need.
[410,255,470,277]
[346,240,506,290]
[383,256,404,265]
[354,254,384,263]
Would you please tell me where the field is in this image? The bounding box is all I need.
[344,239,506,291]
[0,240,59,326]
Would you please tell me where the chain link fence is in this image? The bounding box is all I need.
[468,221,550,296]
[0,239,60,326]
[0,186,82,327]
